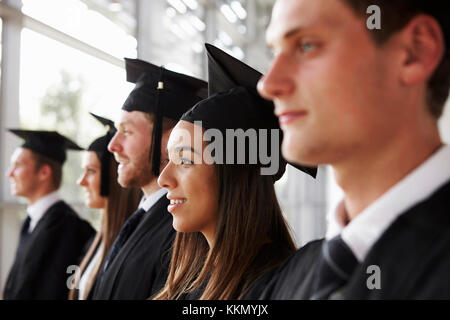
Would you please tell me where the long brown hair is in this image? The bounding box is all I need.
[153,163,295,300]
[69,155,142,299]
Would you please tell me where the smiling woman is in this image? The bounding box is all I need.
[161,120,219,247]
[153,44,316,300]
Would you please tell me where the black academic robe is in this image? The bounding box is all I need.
[254,180,450,300]
[3,200,95,300]
[91,196,175,300]
[180,241,294,300]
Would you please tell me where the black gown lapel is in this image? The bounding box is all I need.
[93,195,174,299]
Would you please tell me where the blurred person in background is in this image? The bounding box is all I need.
[69,113,141,300]
[4,130,95,299]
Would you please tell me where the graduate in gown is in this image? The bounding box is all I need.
[4,130,95,300]
[89,59,208,299]
[153,44,316,300]
[251,0,450,299]
[68,113,141,300]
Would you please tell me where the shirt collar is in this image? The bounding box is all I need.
[326,144,450,262]
[138,188,168,212]
[27,190,61,232]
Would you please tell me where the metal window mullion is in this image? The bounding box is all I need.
[0,2,125,68]
[0,0,23,299]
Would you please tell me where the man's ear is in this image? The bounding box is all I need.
[398,14,444,86]
[37,164,53,183]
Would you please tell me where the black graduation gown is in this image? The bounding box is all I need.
[180,242,294,300]
[91,196,175,300]
[254,180,450,299]
[3,200,95,300]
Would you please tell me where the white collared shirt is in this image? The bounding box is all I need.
[138,188,168,212]
[326,144,450,262]
[78,245,102,300]
[27,190,61,232]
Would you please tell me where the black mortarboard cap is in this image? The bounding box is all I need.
[8,129,83,164]
[122,58,208,176]
[181,44,317,180]
[87,113,116,196]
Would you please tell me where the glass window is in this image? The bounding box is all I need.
[0,17,2,79]
[22,0,137,59]
[161,0,206,77]
[210,0,248,60]
[20,28,134,210]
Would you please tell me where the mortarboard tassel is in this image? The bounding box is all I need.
[150,68,165,177]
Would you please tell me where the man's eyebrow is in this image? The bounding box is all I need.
[267,26,304,48]
[116,121,134,129]
[284,26,304,40]
[174,146,201,155]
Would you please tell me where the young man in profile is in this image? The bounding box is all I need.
[89,58,207,299]
[4,130,94,299]
[255,0,450,299]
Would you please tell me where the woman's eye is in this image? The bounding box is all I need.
[181,158,193,165]
[88,169,96,174]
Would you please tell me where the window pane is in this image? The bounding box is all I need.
[0,17,2,79]
[22,0,137,59]
[20,28,134,209]
[161,1,206,77]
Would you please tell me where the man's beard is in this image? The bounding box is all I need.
[118,157,155,188]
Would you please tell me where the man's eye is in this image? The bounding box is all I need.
[299,42,315,53]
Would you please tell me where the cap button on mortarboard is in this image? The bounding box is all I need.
[121,58,207,177]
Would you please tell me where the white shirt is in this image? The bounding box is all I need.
[138,188,168,212]
[326,145,450,262]
[27,190,61,232]
[78,245,102,300]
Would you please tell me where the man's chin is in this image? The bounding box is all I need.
[117,174,144,189]
[117,176,132,188]
[282,138,321,167]
[117,167,134,187]
[10,187,20,196]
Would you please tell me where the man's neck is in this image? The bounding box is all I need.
[333,127,442,221]
[27,188,57,206]
[140,178,161,199]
